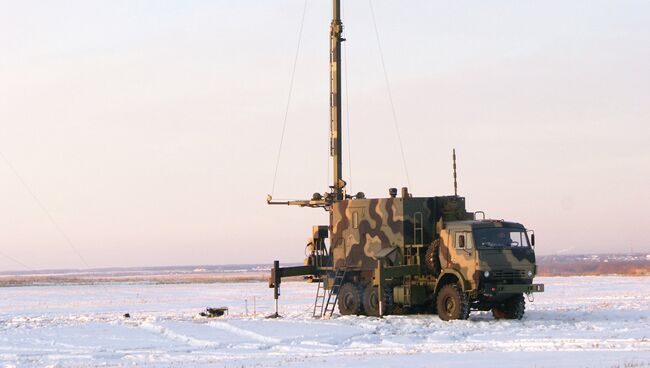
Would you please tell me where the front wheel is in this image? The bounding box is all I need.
[492,293,525,320]
[436,284,470,321]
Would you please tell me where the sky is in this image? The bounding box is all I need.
[1,0,649,271]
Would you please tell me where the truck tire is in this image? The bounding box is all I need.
[338,282,364,315]
[425,240,442,276]
[492,293,525,320]
[362,285,394,316]
[436,284,470,321]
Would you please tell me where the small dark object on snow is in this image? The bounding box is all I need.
[200,307,228,318]
[123,313,130,318]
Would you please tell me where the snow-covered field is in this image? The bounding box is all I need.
[1,276,649,367]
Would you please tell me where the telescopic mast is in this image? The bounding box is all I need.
[268,0,345,207]
[330,0,345,201]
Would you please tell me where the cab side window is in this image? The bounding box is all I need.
[455,232,473,250]
[458,234,466,248]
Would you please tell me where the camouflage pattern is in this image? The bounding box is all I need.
[329,195,471,271]
[330,198,404,270]
[328,195,539,299]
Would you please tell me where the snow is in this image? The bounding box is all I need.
[1,276,649,367]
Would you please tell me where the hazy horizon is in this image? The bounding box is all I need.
[2,252,649,276]
[1,0,649,271]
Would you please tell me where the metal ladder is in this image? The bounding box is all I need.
[313,268,346,318]
[313,279,327,317]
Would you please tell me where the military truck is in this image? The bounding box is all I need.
[267,0,543,320]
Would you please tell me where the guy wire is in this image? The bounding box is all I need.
[0,150,89,268]
[0,249,32,271]
[368,0,412,190]
[270,0,309,197]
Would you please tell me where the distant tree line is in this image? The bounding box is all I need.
[538,259,650,276]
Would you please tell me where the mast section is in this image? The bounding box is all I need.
[267,0,346,208]
[330,0,345,201]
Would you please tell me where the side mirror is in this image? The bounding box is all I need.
[531,233,535,247]
[458,234,466,248]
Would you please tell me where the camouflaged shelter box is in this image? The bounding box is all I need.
[330,195,472,270]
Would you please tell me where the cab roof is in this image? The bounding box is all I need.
[447,219,526,230]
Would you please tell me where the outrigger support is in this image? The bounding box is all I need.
[268,260,320,318]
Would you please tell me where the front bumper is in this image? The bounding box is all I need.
[483,283,544,294]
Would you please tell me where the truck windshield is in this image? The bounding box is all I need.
[474,228,530,249]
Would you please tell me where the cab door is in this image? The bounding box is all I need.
[449,231,477,286]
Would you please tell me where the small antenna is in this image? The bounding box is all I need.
[453,148,458,196]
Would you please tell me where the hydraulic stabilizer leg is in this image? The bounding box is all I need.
[267,260,317,318]
[268,260,281,318]
[378,259,384,317]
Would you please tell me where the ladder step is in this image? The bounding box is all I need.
[312,267,348,318]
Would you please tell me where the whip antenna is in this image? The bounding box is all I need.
[453,148,458,196]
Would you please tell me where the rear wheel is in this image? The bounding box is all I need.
[338,283,363,315]
[362,285,394,316]
[492,293,525,320]
[436,284,470,321]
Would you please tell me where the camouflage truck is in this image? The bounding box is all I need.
[266,0,543,320]
[270,188,543,320]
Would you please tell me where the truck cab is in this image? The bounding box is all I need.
[434,220,544,319]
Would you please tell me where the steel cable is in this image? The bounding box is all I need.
[0,249,32,271]
[368,0,412,190]
[270,0,309,197]
[0,150,89,268]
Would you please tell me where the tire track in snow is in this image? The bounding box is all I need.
[207,321,363,353]
[137,319,331,354]
[207,321,281,345]
[139,321,222,349]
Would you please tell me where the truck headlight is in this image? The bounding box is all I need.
[484,271,490,278]
[527,270,533,278]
